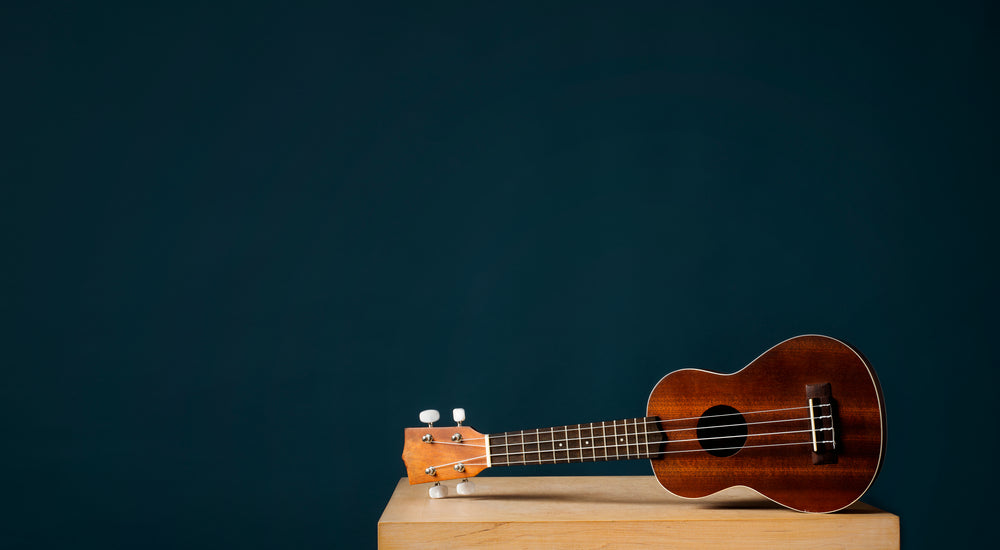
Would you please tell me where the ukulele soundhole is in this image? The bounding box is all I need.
[696,405,749,457]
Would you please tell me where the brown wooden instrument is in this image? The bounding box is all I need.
[401,335,886,513]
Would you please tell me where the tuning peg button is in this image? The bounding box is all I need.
[457,479,476,496]
[452,408,466,425]
[429,483,448,499]
[419,409,440,426]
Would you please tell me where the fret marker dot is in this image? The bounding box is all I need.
[558,443,562,447]
[620,438,625,442]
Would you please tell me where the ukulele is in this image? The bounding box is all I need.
[401,334,886,513]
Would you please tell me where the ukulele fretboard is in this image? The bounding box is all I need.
[488,417,665,466]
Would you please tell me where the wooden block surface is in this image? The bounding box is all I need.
[378,476,898,549]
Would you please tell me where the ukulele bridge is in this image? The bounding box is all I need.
[806,383,838,465]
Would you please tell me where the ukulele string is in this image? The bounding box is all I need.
[656,403,830,423]
[653,426,829,446]
[426,414,831,448]
[591,414,832,441]
[446,403,831,444]
[657,415,822,434]
[423,405,837,470]
[427,454,489,470]
[426,423,834,469]
[455,440,837,468]
[477,426,832,461]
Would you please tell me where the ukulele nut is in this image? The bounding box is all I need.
[451,433,462,442]
[422,434,433,443]
[454,463,465,472]
[425,466,436,475]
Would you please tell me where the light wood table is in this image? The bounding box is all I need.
[378,476,898,549]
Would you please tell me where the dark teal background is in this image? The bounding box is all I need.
[3,2,996,548]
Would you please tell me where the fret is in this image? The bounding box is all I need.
[637,418,645,457]
[491,416,664,466]
[610,421,617,459]
[510,430,523,465]
[612,420,620,459]
[553,426,568,462]
[642,418,650,458]
[626,419,640,458]
[623,419,631,458]
[615,420,632,459]
[570,425,579,462]
[633,419,640,457]
[589,422,595,459]
[648,418,656,457]
[620,419,629,459]
[575,424,584,462]
[625,418,633,458]
[537,428,553,463]
[600,421,609,461]
[614,420,628,459]
[523,429,538,464]
[591,422,608,462]
[631,418,640,458]
[566,425,581,462]
[620,419,628,459]
[589,422,596,461]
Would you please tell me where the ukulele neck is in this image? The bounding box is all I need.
[487,416,664,466]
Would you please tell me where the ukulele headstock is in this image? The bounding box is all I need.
[402,409,490,485]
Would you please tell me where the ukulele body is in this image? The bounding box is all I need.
[647,334,886,513]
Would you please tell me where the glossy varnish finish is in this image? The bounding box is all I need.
[647,335,886,513]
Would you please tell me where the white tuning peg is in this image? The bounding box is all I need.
[457,479,476,496]
[419,409,440,426]
[429,482,448,499]
[452,408,466,425]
